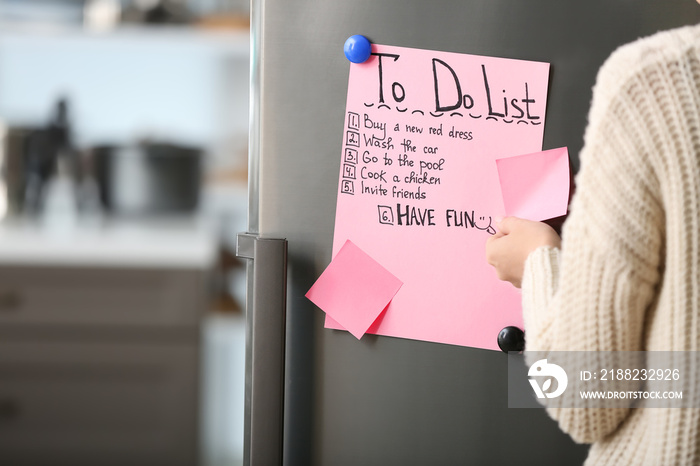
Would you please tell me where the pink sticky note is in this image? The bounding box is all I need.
[496,147,570,222]
[306,240,403,340]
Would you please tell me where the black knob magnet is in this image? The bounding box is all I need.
[497,326,525,353]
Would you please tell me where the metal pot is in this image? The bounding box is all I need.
[92,142,202,215]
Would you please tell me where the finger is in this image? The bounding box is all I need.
[491,230,506,239]
[485,236,498,264]
[490,216,503,234]
[497,216,530,235]
[496,216,516,234]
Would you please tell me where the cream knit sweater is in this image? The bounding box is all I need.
[522,25,700,465]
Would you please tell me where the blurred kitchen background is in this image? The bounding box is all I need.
[0,1,249,465]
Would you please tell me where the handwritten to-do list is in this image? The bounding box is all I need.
[328,44,550,350]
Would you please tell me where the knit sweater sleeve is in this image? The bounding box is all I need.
[520,41,665,443]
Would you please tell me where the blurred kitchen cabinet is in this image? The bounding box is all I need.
[0,267,203,327]
[0,23,250,175]
[0,265,209,466]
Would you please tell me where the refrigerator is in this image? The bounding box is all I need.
[238,1,700,465]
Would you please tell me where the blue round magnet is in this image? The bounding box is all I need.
[344,35,372,63]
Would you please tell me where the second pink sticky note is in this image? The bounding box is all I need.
[306,240,403,340]
[496,147,570,222]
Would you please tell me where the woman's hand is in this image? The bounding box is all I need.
[485,217,561,288]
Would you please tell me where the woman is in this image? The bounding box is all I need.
[486,23,700,465]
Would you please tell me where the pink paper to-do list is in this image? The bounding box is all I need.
[306,240,403,339]
[496,147,570,222]
[318,43,552,350]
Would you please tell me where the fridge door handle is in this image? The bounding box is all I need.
[237,233,288,466]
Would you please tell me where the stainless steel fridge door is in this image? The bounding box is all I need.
[247,1,700,464]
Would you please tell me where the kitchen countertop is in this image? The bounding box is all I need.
[0,216,218,269]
